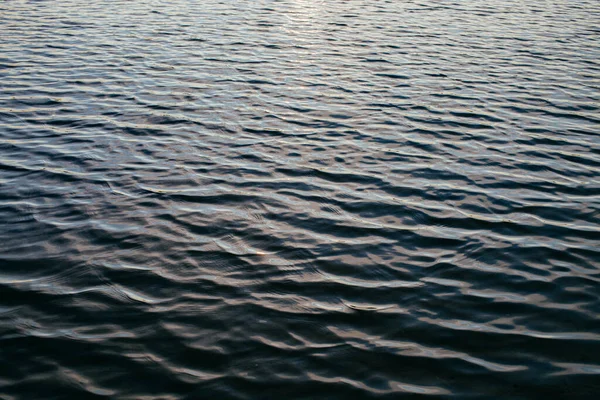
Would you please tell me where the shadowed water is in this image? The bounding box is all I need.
[1,0,600,398]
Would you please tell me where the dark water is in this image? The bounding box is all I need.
[1,0,600,398]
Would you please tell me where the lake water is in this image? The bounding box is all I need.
[1,1,599,398]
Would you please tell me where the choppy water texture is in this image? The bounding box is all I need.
[1,0,600,398]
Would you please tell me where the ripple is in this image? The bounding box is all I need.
[1,0,600,398]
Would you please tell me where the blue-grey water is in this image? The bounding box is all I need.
[1,1,600,399]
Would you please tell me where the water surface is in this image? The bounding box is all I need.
[1,0,600,398]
